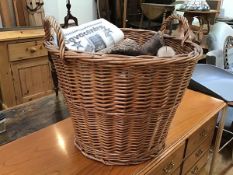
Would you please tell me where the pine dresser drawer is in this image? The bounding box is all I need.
[172,168,181,175]
[186,116,216,156]
[182,136,213,174]
[185,152,209,175]
[147,142,185,175]
[8,41,47,61]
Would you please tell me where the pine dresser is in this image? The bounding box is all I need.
[0,29,53,108]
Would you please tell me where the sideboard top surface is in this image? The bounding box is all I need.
[0,29,44,42]
[0,90,226,175]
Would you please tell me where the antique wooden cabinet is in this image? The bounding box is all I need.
[0,29,53,108]
[142,115,217,175]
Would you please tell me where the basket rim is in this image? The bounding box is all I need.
[44,17,203,65]
[44,28,203,64]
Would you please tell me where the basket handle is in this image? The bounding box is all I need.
[160,14,191,46]
[43,16,66,59]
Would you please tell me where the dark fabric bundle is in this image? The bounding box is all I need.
[109,38,144,56]
[98,38,144,56]
[98,32,164,56]
[141,32,164,56]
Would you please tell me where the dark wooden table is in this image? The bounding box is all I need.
[177,10,219,42]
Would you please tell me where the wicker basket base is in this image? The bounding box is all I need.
[74,138,165,165]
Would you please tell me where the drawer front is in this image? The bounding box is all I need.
[147,142,185,175]
[11,57,53,104]
[8,41,47,61]
[172,168,181,175]
[183,136,212,174]
[185,152,209,175]
[186,116,216,156]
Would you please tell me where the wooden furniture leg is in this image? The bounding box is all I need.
[232,142,233,165]
[183,13,193,27]
[209,106,228,175]
[197,16,204,42]
[139,14,144,29]
[123,0,127,28]
[204,14,211,34]
[48,53,59,96]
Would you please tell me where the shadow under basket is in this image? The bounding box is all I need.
[43,15,203,165]
[0,112,6,134]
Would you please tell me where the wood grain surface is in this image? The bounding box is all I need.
[0,29,44,42]
[0,29,51,108]
[0,0,14,27]
[0,90,226,175]
[13,0,29,26]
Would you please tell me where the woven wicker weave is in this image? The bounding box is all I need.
[43,15,202,165]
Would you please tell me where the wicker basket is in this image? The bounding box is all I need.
[43,15,202,165]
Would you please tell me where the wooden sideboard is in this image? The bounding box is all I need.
[0,90,226,175]
[0,29,53,108]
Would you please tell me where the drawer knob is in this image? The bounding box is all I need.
[195,149,204,158]
[191,166,199,175]
[30,47,37,53]
[200,129,208,138]
[163,161,175,174]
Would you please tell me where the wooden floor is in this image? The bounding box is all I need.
[204,145,233,175]
[0,92,232,175]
